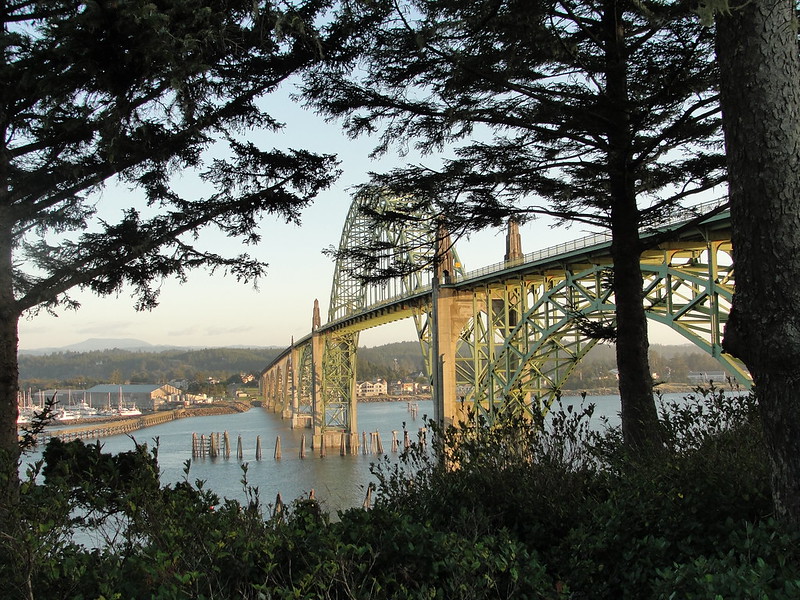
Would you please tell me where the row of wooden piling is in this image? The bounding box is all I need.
[191,427,429,460]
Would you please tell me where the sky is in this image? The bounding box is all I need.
[17,85,690,352]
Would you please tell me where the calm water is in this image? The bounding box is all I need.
[18,394,656,514]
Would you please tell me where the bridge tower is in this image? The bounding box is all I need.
[431,223,474,427]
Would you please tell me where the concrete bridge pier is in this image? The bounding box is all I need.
[432,281,474,428]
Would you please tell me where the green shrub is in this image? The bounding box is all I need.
[654,520,800,600]
[1,387,779,600]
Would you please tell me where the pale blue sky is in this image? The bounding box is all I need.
[18,85,688,351]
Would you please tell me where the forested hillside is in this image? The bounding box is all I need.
[18,341,729,391]
[19,347,285,389]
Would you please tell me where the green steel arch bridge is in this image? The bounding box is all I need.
[260,191,746,452]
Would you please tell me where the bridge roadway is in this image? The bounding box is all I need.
[260,195,745,453]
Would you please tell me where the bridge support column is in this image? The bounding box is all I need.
[284,344,299,420]
[432,282,473,428]
[311,301,325,446]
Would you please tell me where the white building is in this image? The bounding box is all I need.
[356,379,388,397]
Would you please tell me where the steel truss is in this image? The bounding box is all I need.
[320,189,463,435]
[295,344,313,415]
[451,236,745,421]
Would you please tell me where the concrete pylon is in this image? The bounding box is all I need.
[505,217,523,262]
[435,221,455,283]
[312,298,321,331]
[311,300,324,445]
[431,281,474,428]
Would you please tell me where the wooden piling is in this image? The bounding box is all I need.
[200,434,207,457]
[375,431,384,454]
[274,436,282,460]
[300,435,306,459]
[237,435,243,460]
[255,435,262,460]
[403,430,410,450]
[273,493,284,519]
[391,430,399,453]
[223,431,231,458]
[340,432,347,456]
[362,431,368,455]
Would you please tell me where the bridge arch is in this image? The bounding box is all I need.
[313,188,465,442]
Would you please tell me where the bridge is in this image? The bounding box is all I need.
[260,190,747,452]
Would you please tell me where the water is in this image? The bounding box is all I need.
[20,393,713,514]
[21,400,439,515]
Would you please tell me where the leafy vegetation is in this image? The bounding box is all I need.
[3,385,794,599]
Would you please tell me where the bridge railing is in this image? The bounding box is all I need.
[324,197,729,328]
[453,197,728,283]
[454,231,613,283]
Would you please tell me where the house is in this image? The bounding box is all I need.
[356,379,388,397]
[401,382,420,395]
[85,383,183,411]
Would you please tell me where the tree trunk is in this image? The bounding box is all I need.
[612,222,661,453]
[716,0,800,525]
[0,210,21,509]
[603,0,661,453]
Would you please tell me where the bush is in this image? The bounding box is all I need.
[0,386,781,600]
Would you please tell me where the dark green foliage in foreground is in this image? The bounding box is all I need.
[3,387,799,599]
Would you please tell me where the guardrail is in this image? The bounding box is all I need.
[315,198,730,333]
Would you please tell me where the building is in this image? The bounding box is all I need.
[85,384,183,411]
[356,379,388,397]
[687,371,728,385]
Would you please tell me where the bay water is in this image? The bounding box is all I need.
[21,394,632,515]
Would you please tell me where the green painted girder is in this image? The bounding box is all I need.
[455,267,614,419]
[320,188,465,434]
[296,343,314,415]
[320,333,357,430]
[451,236,746,423]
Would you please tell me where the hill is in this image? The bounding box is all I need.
[18,347,285,388]
[17,340,730,391]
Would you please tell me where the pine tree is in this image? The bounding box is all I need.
[0,0,356,502]
[301,0,725,452]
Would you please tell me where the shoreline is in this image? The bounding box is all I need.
[25,400,251,443]
[358,384,714,403]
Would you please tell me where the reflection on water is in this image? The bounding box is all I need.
[19,394,641,513]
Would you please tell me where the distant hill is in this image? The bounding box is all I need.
[19,337,280,355]
[18,346,286,387]
[21,338,160,355]
[17,338,725,391]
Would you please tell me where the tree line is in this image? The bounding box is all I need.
[18,347,284,390]
[18,341,726,392]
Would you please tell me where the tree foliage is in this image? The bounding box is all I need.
[0,0,357,500]
[301,0,725,451]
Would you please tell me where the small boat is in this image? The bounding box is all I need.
[54,408,79,422]
[70,396,99,417]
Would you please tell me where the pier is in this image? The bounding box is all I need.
[25,401,251,446]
